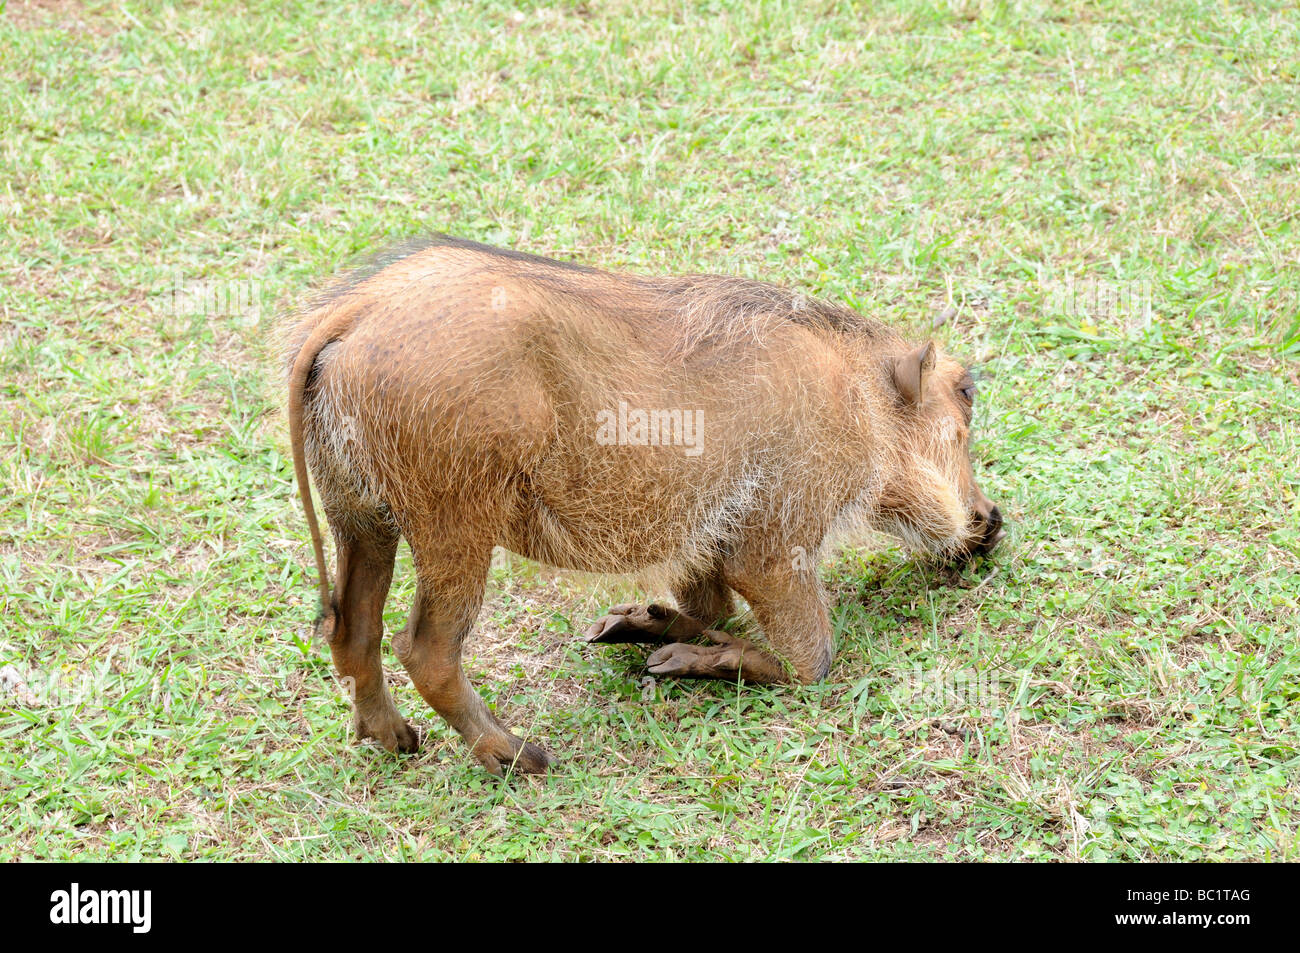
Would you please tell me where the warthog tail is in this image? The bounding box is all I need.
[287,306,358,641]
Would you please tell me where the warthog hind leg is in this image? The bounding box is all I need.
[396,539,555,777]
[326,527,419,753]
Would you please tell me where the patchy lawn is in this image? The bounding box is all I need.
[1,0,1297,860]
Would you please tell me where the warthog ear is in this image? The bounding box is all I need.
[892,341,936,407]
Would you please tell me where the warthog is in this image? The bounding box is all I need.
[285,236,1004,775]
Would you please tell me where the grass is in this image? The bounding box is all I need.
[1,0,1297,861]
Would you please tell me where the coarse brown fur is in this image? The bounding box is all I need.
[283,235,1004,775]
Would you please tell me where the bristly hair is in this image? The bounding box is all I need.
[303,235,893,353]
[305,234,599,311]
[645,273,893,342]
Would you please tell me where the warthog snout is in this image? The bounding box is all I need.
[956,483,1006,560]
[968,502,1006,556]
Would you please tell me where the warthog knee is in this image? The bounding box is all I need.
[391,626,414,663]
[795,648,833,684]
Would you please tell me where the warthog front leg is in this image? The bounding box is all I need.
[723,565,833,684]
[587,547,835,686]
[586,603,788,684]
[644,628,787,683]
[671,563,736,629]
[585,602,710,645]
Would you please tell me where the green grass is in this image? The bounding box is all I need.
[1,0,1297,861]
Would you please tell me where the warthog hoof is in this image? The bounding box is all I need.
[357,714,420,754]
[585,602,709,644]
[472,735,557,778]
[645,631,786,683]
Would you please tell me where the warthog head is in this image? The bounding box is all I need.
[869,339,1005,562]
